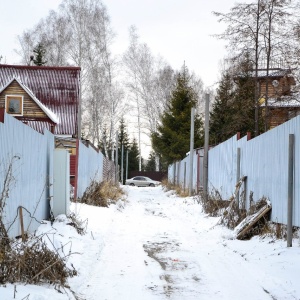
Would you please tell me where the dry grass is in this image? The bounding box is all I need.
[196,189,231,217]
[161,179,190,197]
[78,180,125,207]
[258,222,300,240]
[0,235,76,285]
[67,212,87,235]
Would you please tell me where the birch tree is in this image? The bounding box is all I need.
[16,0,125,148]
[213,0,295,133]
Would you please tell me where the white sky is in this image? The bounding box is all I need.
[0,0,243,88]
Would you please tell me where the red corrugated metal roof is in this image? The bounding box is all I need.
[0,64,81,136]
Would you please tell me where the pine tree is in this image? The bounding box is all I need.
[118,118,130,183]
[33,43,47,66]
[128,138,139,173]
[209,71,235,145]
[145,151,156,171]
[210,57,264,145]
[152,67,204,165]
[231,59,257,138]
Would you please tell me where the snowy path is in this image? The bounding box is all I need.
[75,186,280,300]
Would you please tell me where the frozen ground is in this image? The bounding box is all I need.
[1,185,300,299]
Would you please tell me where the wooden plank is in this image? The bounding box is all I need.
[19,207,25,242]
[234,202,272,240]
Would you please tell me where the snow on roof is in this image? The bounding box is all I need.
[0,64,80,135]
[8,77,60,124]
[261,94,300,107]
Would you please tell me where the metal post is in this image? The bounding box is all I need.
[203,93,210,200]
[189,107,195,196]
[236,148,241,207]
[183,162,187,192]
[121,144,124,184]
[287,134,294,247]
[126,149,129,180]
[115,132,119,184]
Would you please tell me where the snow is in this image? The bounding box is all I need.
[1,186,300,299]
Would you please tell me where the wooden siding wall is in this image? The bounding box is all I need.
[0,111,54,238]
[0,80,48,120]
[259,76,294,97]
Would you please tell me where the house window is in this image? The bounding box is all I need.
[5,95,23,116]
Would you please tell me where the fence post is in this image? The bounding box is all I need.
[115,132,119,184]
[236,148,241,207]
[121,144,124,184]
[184,162,187,192]
[203,93,210,200]
[189,107,195,196]
[287,134,294,247]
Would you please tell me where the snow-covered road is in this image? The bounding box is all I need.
[2,185,299,300]
[74,186,300,300]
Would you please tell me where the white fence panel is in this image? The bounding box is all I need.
[0,114,54,238]
[77,141,104,198]
[168,149,203,193]
[208,116,300,226]
[168,115,300,226]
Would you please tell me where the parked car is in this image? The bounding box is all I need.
[125,176,160,187]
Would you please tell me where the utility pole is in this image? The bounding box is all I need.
[121,144,124,184]
[189,107,195,196]
[126,149,129,181]
[115,132,119,184]
[203,93,210,201]
[287,134,294,247]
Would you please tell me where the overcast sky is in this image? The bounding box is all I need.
[0,0,245,88]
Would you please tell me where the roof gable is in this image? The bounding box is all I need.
[0,77,59,124]
[0,64,81,136]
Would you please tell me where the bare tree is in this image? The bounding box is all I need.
[213,0,295,134]
[16,0,125,147]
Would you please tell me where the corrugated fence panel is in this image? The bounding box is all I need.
[208,116,300,226]
[77,141,104,199]
[169,115,300,226]
[168,150,201,192]
[208,135,238,199]
[0,113,54,238]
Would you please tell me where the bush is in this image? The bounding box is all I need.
[78,180,125,207]
[161,179,190,197]
[0,236,76,285]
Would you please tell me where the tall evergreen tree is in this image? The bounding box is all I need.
[210,57,264,145]
[33,43,47,66]
[118,118,130,183]
[209,71,235,145]
[128,138,139,173]
[152,67,204,165]
[231,59,257,138]
[145,151,156,171]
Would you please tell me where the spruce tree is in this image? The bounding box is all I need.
[152,67,204,165]
[118,118,130,183]
[210,57,263,145]
[145,151,156,171]
[33,43,47,66]
[128,138,139,173]
[209,71,235,144]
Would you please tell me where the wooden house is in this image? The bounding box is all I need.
[257,69,300,129]
[0,64,81,136]
[0,64,81,190]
